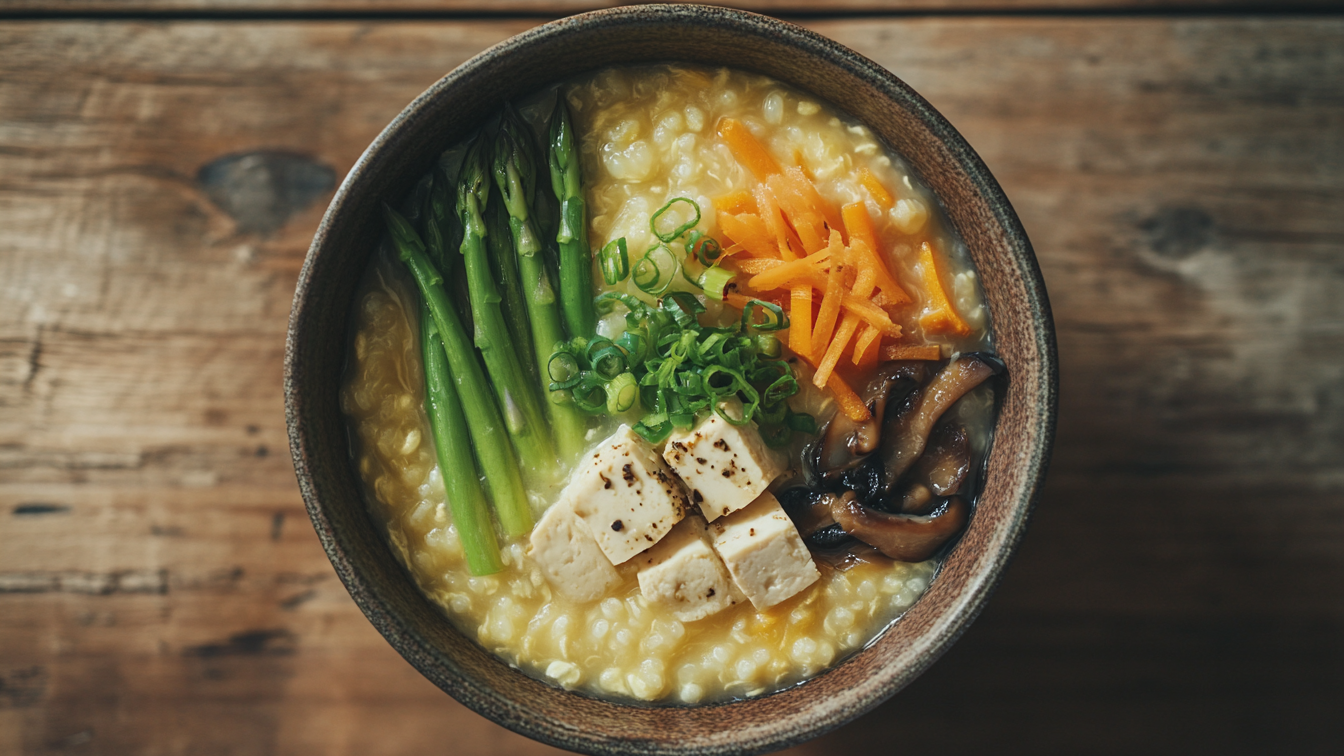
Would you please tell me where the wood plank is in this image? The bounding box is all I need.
[6,0,1341,17]
[2,16,1342,755]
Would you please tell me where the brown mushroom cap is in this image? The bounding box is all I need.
[830,494,970,562]
[812,362,927,482]
[898,423,970,513]
[878,353,1002,494]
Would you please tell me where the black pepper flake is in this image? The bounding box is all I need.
[707,588,716,598]
[622,463,637,486]
[695,457,707,465]
[599,473,612,489]
[721,469,732,478]
[612,520,624,532]
[692,490,704,504]
[714,439,730,451]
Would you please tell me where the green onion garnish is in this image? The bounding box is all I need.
[697,266,735,301]
[605,372,639,413]
[599,237,630,285]
[651,197,702,243]
[633,244,679,295]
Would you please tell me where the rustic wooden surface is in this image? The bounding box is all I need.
[8,1,1342,17]
[2,8,1342,756]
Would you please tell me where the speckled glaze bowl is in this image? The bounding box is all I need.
[285,5,1056,754]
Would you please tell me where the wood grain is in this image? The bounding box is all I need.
[7,0,1340,17]
[2,14,1341,756]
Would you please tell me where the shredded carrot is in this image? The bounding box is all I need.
[916,241,971,336]
[753,184,796,261]
[746,246,831,290]
[780,167,845,240]
[848,243,879,299]
[718,118,781,180]
[788,286,813,360]
[810,231,847,357]
[841,202,910,303]
[815,314,859,389]
[859,167,895,209]
[841,295,903,337]
[732,257,785,275]
[766,175,827,253]
[853,326,881,369]
[717,212,777,258]
[713,189,756,216]
[882,344,943,361]
[827,372,871,422]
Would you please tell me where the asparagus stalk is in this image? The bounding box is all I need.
[484,180,538,386]
[417,170,473,330]
[547,95,598,339]
[420,303,503,575]
[456,136,558,479]
[383,203,533,537]
[494,113,590,463]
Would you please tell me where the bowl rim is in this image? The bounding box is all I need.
[286,4,1057,754]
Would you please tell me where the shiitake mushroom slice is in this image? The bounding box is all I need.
[877,353,1003,495]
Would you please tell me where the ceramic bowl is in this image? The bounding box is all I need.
[285,4,1056,754]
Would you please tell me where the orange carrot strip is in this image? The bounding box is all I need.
[814,313,860,389]
[849,242,878,299]
[815,233,882,387]
[713,189,757,216]
[745,246,832,291]
[859,167,895,209]
[766,172,827,253]
[784,166,845,239]
[853,327,881,370]
[841,295,903,337]
[769,167,844,243]
[732,258,785,275]
[841,202,910,304]
[916,241,972,336]
[827,372,871,422]
[789,286,813,360]
[717,212,777,258]
[810,231,847,357]
[882,344,944,361]
[724,292,755,311]
[718,118,781,180]
[754,184,796,261]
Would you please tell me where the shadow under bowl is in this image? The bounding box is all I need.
[285,5,1057,755]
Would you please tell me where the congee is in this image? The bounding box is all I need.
[342,64,1002,704]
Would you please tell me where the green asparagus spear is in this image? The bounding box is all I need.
[483,178,538,386]
[420,303,503,575]
[494,113,590,463]
[383,203,533,537]
[547,95,597,339]
[456,136,558,479]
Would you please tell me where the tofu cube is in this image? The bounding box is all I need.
[528,501,621,603]
[663,414,784,521]
[636,516,743,622]
[563,425,689,565]
[708,491,820,610]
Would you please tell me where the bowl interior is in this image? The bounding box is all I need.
[285,5,1056,755]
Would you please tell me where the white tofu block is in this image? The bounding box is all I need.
[563,425,689,565]
[636,516,743,622]
[663,414,784,521]
[708,491,820,610]
[528,501,621,603]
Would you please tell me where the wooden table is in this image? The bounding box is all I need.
[3,2,1341,754]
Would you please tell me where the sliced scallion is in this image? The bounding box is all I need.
[599,237,630,285]
[651,197,702,243]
